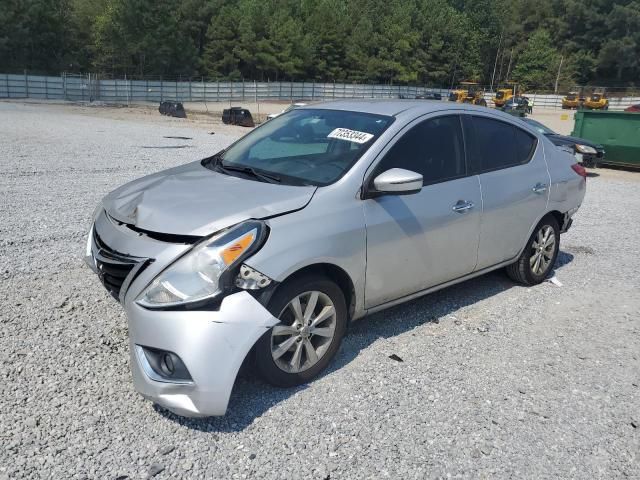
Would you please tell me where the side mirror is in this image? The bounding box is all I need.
[370,168,423,196]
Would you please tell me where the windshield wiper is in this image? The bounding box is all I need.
[218,162,282,184]
[202,151,225,168]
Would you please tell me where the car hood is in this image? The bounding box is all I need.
[103,161,316,237]
[547,134,603,151]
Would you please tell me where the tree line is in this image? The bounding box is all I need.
[1,0,638,89]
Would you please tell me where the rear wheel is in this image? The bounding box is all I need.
[506,215,560,285]
[255,275,347,387]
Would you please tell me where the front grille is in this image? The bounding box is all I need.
[93,232,150,301]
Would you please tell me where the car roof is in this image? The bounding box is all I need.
[302,99,482,117]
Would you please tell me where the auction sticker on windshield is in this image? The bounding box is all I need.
[328,128,374,144]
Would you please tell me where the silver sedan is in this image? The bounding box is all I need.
[85,100,586,417]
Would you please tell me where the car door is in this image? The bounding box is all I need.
[363,114,482,308]
[462,114,550,270]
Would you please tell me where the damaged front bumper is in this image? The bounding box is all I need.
[86,210,278,417]
[126,291,277,417]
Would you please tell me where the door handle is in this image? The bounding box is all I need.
[532,183,548,194]
[452,200,475,213]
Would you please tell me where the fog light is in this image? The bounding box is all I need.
[136,345,192,383]
[161,353,175,375]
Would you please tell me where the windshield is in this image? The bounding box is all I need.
[495,91,505,99]
[524,119,555,135]
[213,109,393,186]
[566,94,577,100]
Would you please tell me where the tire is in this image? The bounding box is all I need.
[506,215,560,286]
[255,275,347,387]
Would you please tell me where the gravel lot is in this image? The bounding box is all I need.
[1,101,639,479]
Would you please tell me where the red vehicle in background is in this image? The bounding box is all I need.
[625,104,640,112]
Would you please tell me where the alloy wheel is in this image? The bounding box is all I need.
[530,225,556,275]
[271,291,337,373]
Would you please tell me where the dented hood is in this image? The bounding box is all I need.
[103,161,316,237]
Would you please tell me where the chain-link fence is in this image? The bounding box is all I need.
[2,72,639,110]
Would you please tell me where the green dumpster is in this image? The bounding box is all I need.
[572,110,640,167]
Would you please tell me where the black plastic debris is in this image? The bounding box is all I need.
[159,101,187,118]
[163,136,192,140]
[222,107,255,127]
[388,354,404,362]
[147,463,165,477]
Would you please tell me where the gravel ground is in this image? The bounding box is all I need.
[1,101,639,479]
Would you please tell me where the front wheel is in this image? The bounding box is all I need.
[255,275,347,387]
[506,215,560,285]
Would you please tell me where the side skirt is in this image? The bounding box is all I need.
[361,257,518,317]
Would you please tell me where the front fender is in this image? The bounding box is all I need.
[245,198,367,317]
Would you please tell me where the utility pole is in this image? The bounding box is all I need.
[554,55,564,93]
[450,62,457,90]
[505,48,514,83]
[490,33,503,92]
[497,50,505,86]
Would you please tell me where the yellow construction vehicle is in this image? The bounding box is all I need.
[583,89,609,110]
[493,83,519,108]
[493,88,513,108]
[562,89,585,109]
[448,82,487,106]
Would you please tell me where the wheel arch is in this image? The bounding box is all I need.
[547,210,564,230]
[275,263,357,321]
[513,210,564,261]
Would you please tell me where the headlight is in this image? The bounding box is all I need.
[575,144,597,154]
[136,220,267,308]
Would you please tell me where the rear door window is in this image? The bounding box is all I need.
[464,116,537,173]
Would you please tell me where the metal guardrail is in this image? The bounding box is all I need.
[2,73,639,110]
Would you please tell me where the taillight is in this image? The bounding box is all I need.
[571,163,587,180]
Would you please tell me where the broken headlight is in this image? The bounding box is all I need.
[137,220,267,308]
